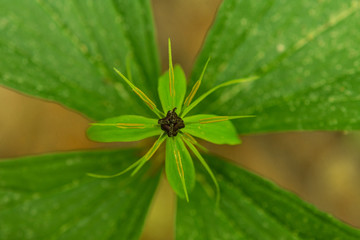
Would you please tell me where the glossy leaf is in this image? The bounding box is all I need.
[158,65,187,114]
[176,154,360,240]
[165,137,195,201]
[0,0,160,120]
[191,0,360,133]
[87,115,161,142]
[0,149,160,240]
[111,0,161,96]
[183,114,241,145]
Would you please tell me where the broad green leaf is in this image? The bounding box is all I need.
[0,0,160,120]
[183,114,241,145]
[0,149,160,240]
[111,0,161,96]
[87,115,161,142]
[176,155,360,240]
[165,137,195,201]
[158,65,187,114]
[191,0,360,133]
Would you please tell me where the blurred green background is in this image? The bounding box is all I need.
[0,1,359,239]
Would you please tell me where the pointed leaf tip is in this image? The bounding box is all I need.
[168,38,175,99]
[114,68,163,118]
[181,76,258,117]
[87,134,166,179]
[131,134,166,176]
[184,57,211,107]
[182,136,220,204]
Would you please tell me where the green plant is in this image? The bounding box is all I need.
[1,0,360,239]
[86,40,256,202]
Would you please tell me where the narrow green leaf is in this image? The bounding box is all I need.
[181,76,258,117]
[177,154,360,240]
[0,0,159,120]
[181,132,209,154]
[183,57,211,107]
[87,115,161,142]
[182,136,220,204]
[87,156,146,179]
[165,137,195,201]
[183,114,241,145]
[0,149,161,240]
[87,134,166,178]
[114,68,163,118]
[191,0,360,133]
[158,65,187,114]
[168,38,176,107]
[130,133,166,176]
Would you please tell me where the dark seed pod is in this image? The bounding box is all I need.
[158,108,185,137]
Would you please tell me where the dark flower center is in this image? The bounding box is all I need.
[158,107,185,137]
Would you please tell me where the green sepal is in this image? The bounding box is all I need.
[165,137,195,201]
[182,136,220,205]
[87,134,166,178]
[87,115,161,142]
[183,114,241,145]
[158,65,187,114]
[183,57,211,107]
[181,76,258,117]
[130,133,166,176]
[114,68,163,118]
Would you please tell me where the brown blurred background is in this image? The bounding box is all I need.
[0,1,359,239]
